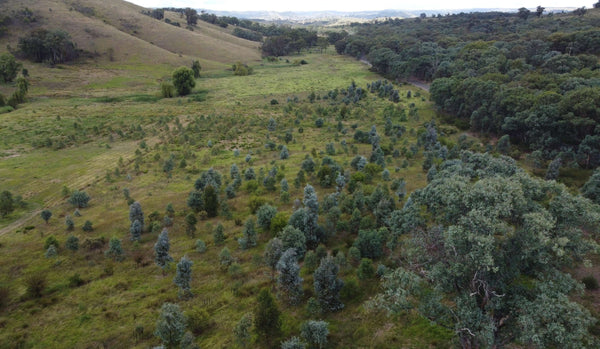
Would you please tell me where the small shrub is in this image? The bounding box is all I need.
[195,239,206,253]
[582,275,599,290]
[44,235,59,250]
[25,274,47,298]
[186,306,214,335]
[68,273,85,288]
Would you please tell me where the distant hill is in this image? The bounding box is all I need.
[204,7,579,24]
[0,0,261,69]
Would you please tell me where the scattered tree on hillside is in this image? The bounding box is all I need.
[254,289,282,347]
[300,320,329,349]
[238,218,257,249]
[276,248,303,305]
[0,53,22,83]
[191,60,201,78]
[68,190,90,208]
[172,67,196,96]
[174,256,193,298]
[18,29,78,64]
[184,8,198,26]
[40,209,52,224]
[105,237,123,261]
[234,313,253,348]
[582,169,600,204]
[264,238,284,278]
[155,229,173,269]
[313,255,344,312]
[155,302,186,348]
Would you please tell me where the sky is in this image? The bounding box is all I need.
[126,0,594,12]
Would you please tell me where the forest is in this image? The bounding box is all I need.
[337,8,600,166]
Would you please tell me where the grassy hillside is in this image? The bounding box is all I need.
[0,0,260,69]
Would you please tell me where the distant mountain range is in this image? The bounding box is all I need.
[199,8,579,23]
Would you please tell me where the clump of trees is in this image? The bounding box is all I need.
[172,67,195,96]
[373,152,600,348]
[18,29,79,64]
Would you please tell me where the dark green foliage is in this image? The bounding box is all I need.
[172,67,196,96]
[68,190,90,208]
[25,273,47,299]
[174,256,193,298]
[185,213,197,237]
[496,135,510,154]
[313,256,344,312]
[0,53,22,83]
[184,8,198,26]
[254,289,282,346]
[581,169,600,204]
[582,275,599,290]
[160,82,175,98]
[219,247,233,269]
[232,27,262,41]
[0,190,14,217]
[68,273,85,288]
[155,229,173,269]
[44,235,59,250]
[82,220,93,232]
[18,29,78,64]
[155,303,186,348]
[191,60,201,78]
[300,320,329,349]
[303,250,318,272]
[105,237,123,261]
[545,157,562,180]
[65,235,79,251]
[353,230,383,260]
[213,223,225,245]
[238,218,257,249]
[357,258,375,280]
[40,209,52,223]
[203,185,219,217]
[233,62,253,76]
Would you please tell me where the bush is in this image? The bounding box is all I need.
[68,273,85,288]
[582,275,599,290]
[186,306,214,335]
[172,67,196,96]
[160,82,175,98]
[25,274,46,298]
[44,235,59,250]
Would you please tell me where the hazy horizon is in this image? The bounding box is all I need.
[126,0,593,12]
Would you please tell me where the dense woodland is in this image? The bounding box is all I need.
[1,1,600,348]
[337,8,600,166]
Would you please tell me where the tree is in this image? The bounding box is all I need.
[496,135,510,154]
[595,1,600,8]
[155,302,186,348]
[203,185,219,217]
[130,219,142,241]
[82,220,93,232]
[18,29,78,64]
[191,60,201,78]
[185,213,197,237]
[353,229,383,259]
[276,248,303,305]
[172,67,196,96]
[0,190,14,218]
[545,157,562,180]
[254,289,282,346]
[302,184,321,249]
[536,5,545,17]
[105,237,123,261]
[45,245,57,258]
[65,215,74,231]
[184,8,198,26]
[187,191,204,212]
[264,238,284,279]
[65,235,79,251]
[213,223,226,245]
[518,7,531,20]
[280,145,289,160]
[155,229,173,269]
[0,53,21,83]
[68,190,90,208]
[279,225,307,259]
[174,256,193,298]
[128,201,144,228]
[40,209,52,224]
[219,247,233,269]
[256,204,277,231]
[582,169,600,205]
[238,218,257,249]
[373,152,599,348]
[234,313,252,348]
[313,256,344,312]
[300,320,329,349]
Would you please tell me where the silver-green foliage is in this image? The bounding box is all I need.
[313,256,344,312]
[155,229,173,268]
[374,152,600,348]
[155,302,186,347]
[300,320,329,349]
[174,256,193,298]
[276,248,303,305]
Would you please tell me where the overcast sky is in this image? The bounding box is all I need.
[126,0,594,12]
